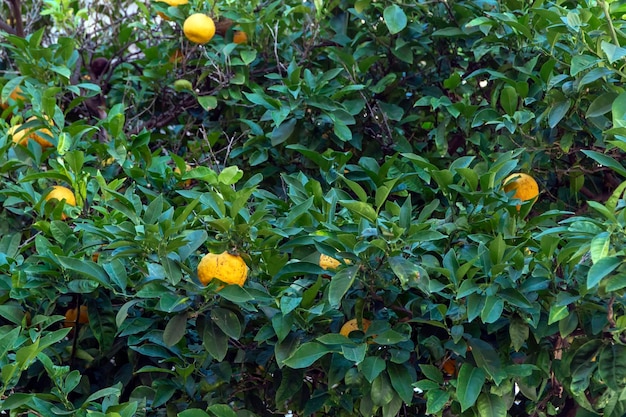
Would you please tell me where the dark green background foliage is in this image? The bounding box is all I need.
[1,0,626,416]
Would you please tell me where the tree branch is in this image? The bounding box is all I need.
[7,0,24,37]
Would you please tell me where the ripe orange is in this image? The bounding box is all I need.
[169,49,184,64]
[441,357,457,376]
[174,163,193,187]
[1,86,24,109]
[63,305,89,328]
[27,116,54,148]
[157,11,171,21]
[197,251,248,287]
[9,116,54,148]
[319,254,341,271]
[183,13,216,44]
[45,186,77,219]
[157,0,188,5]
[8,124,28,146]
[233,31,248,44]
[340,318,371,337]
[503,173,539,209]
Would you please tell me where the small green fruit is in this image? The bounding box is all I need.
[173,79,193,92]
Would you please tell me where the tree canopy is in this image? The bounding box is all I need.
[1,0,626,416]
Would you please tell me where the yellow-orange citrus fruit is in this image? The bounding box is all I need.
[157,11,171,21]
[10,116,54,148]
[1,86,24,109]
[46,186,76,206]
[503,173,539,209]
[441,357,457,376]
[169,49,184,64]
[233,31,248,44]
[340,318,371,337]
[197,251,248,287]
[63,305,89,328]
[174,163,193,187]
[183,13,216,44]
[8,124,28,146]
[45,186,76,219]
[319,254,341,271]
[27,116,54,148]
[157,0,188,5]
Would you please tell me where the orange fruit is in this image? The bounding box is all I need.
[27,116,54,148]
[157,0,188,5]
[441,357,457,376]
[183,13,216,44]
[319,254,341,271]
[9,116,54,148]
[174,163,193,187]
[197,251,248,287]
[169,49,184,64]
[503,173,539,210]
[1,85,24,109]
[45,186,77,219]
[157,11,171,21]
[233,31,248,44]
[340,318,371,337]
[63,305,89,328]
[8,124,29,146]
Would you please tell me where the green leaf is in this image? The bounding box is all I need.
[570,54,598,76]
[163,313,187,347]
[338,200,377,222]
[217,285,254,303]
[203,319,228,361]
[587,256,622,289]
[371,372,395,406]
[476,392,506,417]
[360,356,387,383]
[57,257,111,289]
[548,99,571,128]
[590,232,611,263]
[270,118,297,146]
[217,166,243,185]
[509,316,529,352]
[207,404,238,417]
[197,95,218,111]
[0,327,20,360]
[582,150,626,178]
[419,364,444,384]
[456,363,486,412]
[586,93,618,118]
[598,344,626,391]
[383,5,407,34]
[82,383,122,405]
[382,394,403,417]
[388,256,421,289]
[500,85,517,116]
[211,307,242,339]
[275,368,304,406]
[328,265,359,309]
[468,338,505,384]
[178,410,211,417]
[606,273,626,292]
[481,295,504,324]
[601,41,626,64]
[425,389,450,415]
[388,363,414,404]
[283,342,333,368]
[333,120,352,142]
[240,49,256,65]
[548,305,570,325]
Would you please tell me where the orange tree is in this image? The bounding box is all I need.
[1,0,626,416]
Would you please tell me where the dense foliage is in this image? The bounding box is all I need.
[1,0,626,416]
